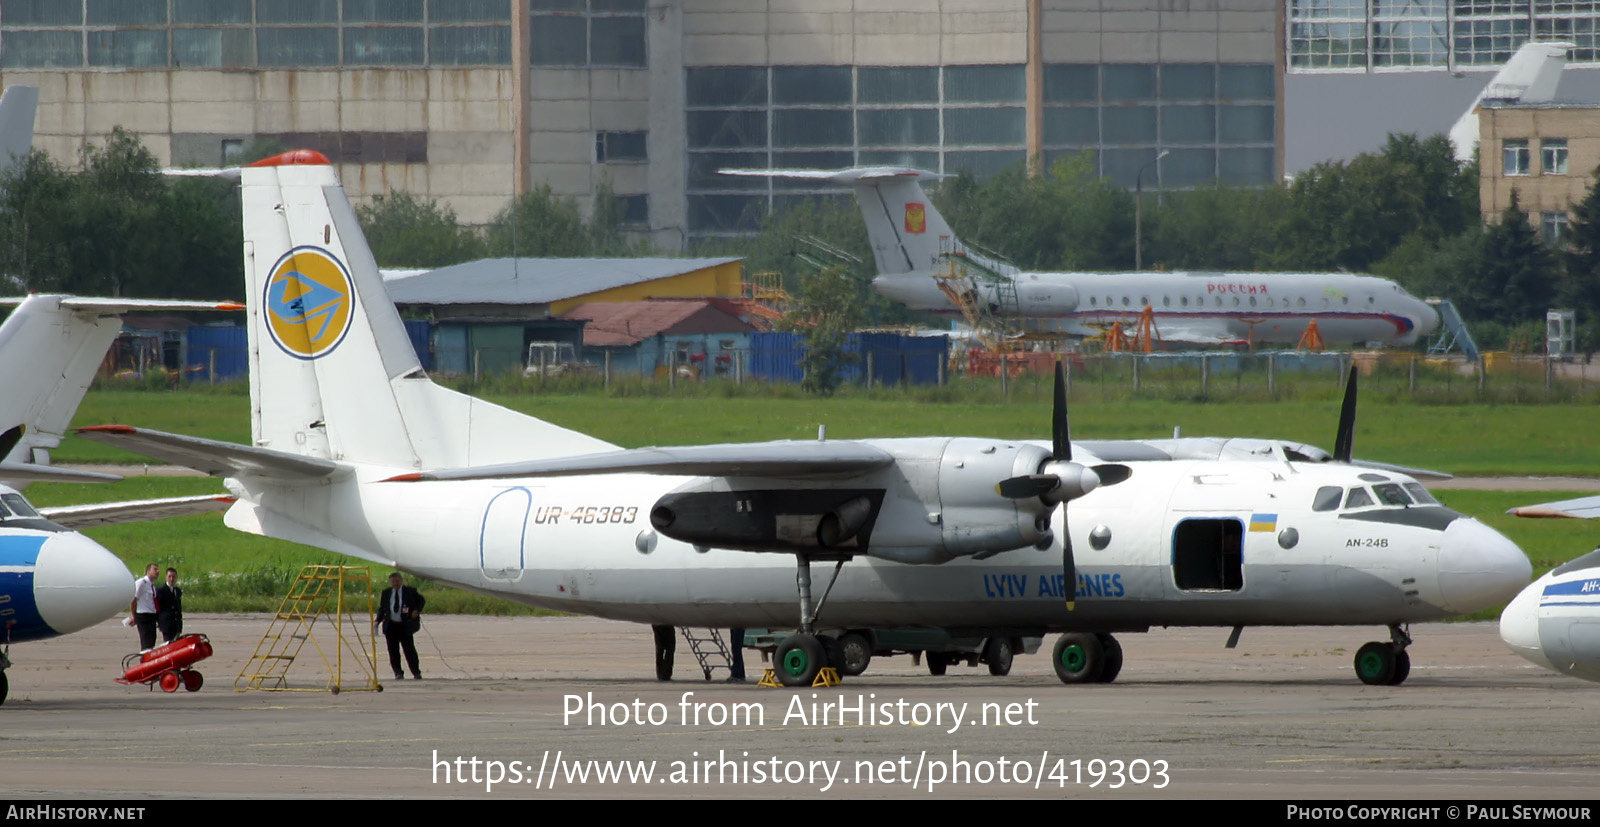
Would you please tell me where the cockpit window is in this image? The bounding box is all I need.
[1344,487,1374,509]
[1373,484,1413,506]
[1313,486,1342,512]
[1403,483,1438,505]
[1,493,39,518]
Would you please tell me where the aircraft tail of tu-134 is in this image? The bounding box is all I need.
[80,151,1530,688]
[720,166,1440,348]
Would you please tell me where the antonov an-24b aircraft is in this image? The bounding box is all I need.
[1499,496,1600,683]
[79,150,1529,688]
[722,167,1440,349]
[0,295,238,704]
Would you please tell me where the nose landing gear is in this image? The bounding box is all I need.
[1354,625,1412,686]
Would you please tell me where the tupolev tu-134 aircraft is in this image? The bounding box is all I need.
[721,166,1440,348]
[79,151,1529,688]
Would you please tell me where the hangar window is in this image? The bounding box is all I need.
[1313,486,1343,512]
[1172,518,1243,591]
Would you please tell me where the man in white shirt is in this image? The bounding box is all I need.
[128,563,159,651]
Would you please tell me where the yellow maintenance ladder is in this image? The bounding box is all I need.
[235,565,382,695]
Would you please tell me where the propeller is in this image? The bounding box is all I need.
[1333,366,1357,463]
[993,361,1123,609]
[0,425,22,459]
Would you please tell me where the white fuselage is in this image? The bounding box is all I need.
[1500,551,1600,682]
[230,444,1526,634]
[0,485,132,643]
[873,271,1440,347]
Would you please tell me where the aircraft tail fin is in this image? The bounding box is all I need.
[720,167,995,277]
[0,295,239,470]
[239,151,613,471]
[0,85,37,173]
[1451,40,1573,162]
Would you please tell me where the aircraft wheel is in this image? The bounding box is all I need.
[984,637,1015,677]
[182,671,204,692]
[837,632,872,677]
[926,653,948,676]
[1053,633,1105,684]
[1354,641,1397,686]
[0,671,7,706]
[775,634,825,687]
[1387,649,1411,686]
[1095,634,1124,684]
[159,672,181,693]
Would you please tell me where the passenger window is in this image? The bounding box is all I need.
[1313,486,1342,512]
[1373,484,1412,506]
[1403,483,1438,505]
[1344,487,1374,509]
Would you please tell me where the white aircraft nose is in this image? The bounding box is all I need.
[1436,517,1531,613]
[32,533,132,637]
[1412,299,1440,338]
[1498,577,1553,671]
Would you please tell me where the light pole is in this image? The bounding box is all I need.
[1134,149,1169,271]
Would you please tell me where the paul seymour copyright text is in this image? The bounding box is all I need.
[430,692,1171,792]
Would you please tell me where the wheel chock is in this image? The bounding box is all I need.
[758,668,781,687]
[811,667,841,687]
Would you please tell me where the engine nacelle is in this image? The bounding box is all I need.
[646,437,1068,564]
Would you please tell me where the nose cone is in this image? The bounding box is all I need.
[1437,517,1531,613]
[1412,299,1440,339]
[33,533,132,637]
[1499,577,1553,671]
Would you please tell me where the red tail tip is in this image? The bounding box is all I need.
[247,149,332,168]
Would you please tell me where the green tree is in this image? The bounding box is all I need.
[1562,165,1600,336]
[779,265,866,396]
[357,191,485,268]
[0,149,75,291]
[1458,192,1559,325]
[484,184,589,257]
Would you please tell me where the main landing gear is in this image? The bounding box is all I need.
[1050,632,1123,684]
[1354,625,1412,686]
[772,555,850,687]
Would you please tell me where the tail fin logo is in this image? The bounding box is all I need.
[905,202,927,234]
[263,246,354,360]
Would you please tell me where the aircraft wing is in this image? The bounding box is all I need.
[75,425,344,480]
[383,441,896,483]
[1509,495,1600,519]
[0,462,121,485]
[40,494,235,529]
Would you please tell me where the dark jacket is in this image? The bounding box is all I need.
[155,583,183,622]
[379,585,425,635]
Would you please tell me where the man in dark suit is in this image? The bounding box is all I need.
[379,572,425,680]
[155,567,183,643]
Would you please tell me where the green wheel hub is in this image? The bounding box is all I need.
[1060,644,1087,673]
[1357,650,1387,679]
[782,648,811,677]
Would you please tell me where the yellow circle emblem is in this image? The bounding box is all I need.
[263,247,354,360]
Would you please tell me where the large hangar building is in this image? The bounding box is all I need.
[2,0,1596,250]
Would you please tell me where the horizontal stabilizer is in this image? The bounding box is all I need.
[41,494,235,529]
[719,166,943,184]
[384,440,895,483]
[0,296,244,311]
[1509,495,1600,519]
[75,425,343,480]
[0,462,121,485]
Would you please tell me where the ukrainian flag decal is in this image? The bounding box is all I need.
[1249,513,1277,533]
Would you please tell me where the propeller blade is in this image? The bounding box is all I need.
[1052,359,1069,461]
[997,475,1058,500]
[1063,521,1076,611]
[0,425,21,459]
[1092,463,1132,486]
[1333,366,1357,463]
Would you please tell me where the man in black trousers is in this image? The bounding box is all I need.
[379,572,425,680]
[155,567,183,643]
